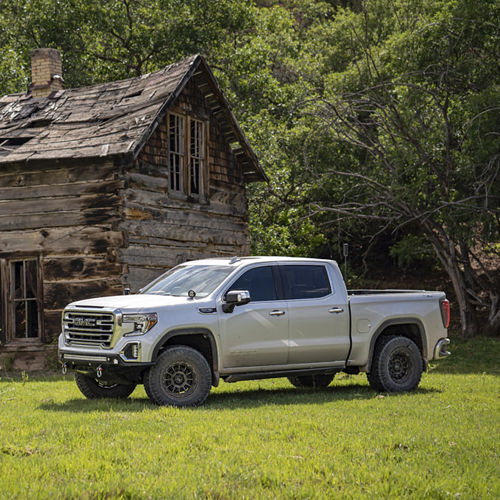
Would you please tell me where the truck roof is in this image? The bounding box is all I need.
[182,256,338,267]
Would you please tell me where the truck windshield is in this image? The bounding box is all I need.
[140,265,234,298]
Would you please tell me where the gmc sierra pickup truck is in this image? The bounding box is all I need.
[58,257,451,406]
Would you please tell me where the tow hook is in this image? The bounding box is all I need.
[61,363,68,375]
[96,365,103,378]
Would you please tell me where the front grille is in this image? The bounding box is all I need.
[63,310,115,348]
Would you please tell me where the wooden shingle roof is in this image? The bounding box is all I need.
[0,54,267,182]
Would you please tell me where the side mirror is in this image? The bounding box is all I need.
[223,290,251,313]
[124,287,131,295]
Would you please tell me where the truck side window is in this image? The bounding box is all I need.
[227,266,277,302]
[280,265,332,299]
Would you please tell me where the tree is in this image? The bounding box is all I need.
[306,0,500,336]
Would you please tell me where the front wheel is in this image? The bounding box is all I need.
[288,373,335,388]
[75,372,137,399]
[144,346,212,407]
[367,335,423,392]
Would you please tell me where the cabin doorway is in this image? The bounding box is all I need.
[0,257,44,343]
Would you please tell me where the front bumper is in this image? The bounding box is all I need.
[58,333,154,368]
[434,338,451,359]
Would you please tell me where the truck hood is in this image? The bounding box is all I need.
[67,294,201,312]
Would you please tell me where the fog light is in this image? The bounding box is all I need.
[121,342,141,361]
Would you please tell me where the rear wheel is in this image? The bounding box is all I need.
[145,346,212,407]
[367,335,423,392]
[288,373,335,388]
[75,372,137,399]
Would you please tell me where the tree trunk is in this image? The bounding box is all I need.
[423,230,479,337]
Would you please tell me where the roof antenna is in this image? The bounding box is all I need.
[229,256,240,264]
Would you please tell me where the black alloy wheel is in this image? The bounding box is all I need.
[144,346,212,407]
[367,335,423,392]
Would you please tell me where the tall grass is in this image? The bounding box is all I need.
[0,338,498,499]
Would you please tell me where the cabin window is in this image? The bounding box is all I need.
[168,113,185,192]
[0,257,44,342]
[167,112,207,198]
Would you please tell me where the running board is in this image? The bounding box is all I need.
[223,366,343,383]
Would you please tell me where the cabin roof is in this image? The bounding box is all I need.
[0,54,266,182]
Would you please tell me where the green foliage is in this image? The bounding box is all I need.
[0,338,499,497]
[390,235,434,270]
[0,0,498,332]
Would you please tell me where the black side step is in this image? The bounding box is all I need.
[223,366,343,383]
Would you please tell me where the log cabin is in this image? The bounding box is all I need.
[0,49,267,370]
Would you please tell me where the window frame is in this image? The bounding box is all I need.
[167,111,208,199]
[0,257,44,343]
[168,112,185,193]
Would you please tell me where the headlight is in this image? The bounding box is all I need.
[122,313,158,336]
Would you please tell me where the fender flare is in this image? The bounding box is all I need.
[366,318,427,372]
[151,327,219,385]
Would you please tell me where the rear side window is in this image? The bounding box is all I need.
[227,266,277,302]
[280,265,332,300]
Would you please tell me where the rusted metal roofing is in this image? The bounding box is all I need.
[0,54,267,182]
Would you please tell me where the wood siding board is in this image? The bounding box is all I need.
[0,192,120,216]
[0,179,121,201]
[0,210,119,232]
[0,229,124,256]
[43,278,122,311]
[42,256,122,281]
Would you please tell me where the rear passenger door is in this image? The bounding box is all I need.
[279,264,349,365]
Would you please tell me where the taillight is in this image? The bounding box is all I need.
[440,299,450,328]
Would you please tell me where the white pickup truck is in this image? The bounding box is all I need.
[58,257,451,406]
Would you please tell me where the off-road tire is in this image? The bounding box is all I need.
[143,372,155,401]
[75,372,137,399]
[367,335,423,392]
[288,373,335,388]
[144,346,212,407]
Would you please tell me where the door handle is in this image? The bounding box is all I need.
[269,310,285,316]
[328,307,344,314]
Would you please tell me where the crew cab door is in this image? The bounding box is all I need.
[219,265,288,368]
[279,263,349,365]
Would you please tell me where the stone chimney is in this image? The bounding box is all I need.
[30,48,63,97]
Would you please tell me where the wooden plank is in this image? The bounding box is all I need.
[43,279,123,310]
[123,188,246,218]
[127,172,169,192]
[120,244,244,269]
[0,192,119,217]
[0,162,116,188]
[42,256,123,281]
[0,208,118,231]
[122,220,248,246]
[0,179,121,201]
[0,228,124,255]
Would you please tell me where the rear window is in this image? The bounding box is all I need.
[280,265,332,300]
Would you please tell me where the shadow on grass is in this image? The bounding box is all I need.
[38,383,440,413]
[204,384,441,410]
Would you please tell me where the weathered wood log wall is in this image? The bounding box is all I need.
[0,157,125,349]
[120,79,250,290]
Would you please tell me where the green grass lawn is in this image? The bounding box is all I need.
[0,338,499,499]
